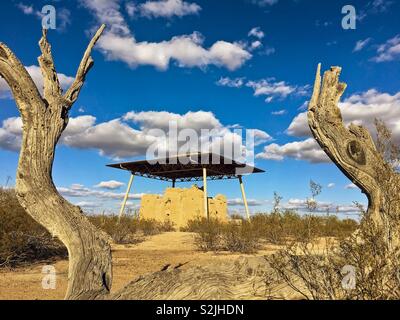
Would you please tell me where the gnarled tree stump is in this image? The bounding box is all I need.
[308,65,400,248]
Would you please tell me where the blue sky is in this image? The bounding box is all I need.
[0,0,399,217]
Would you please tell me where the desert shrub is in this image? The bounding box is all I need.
[224,221,260,254]
[185,218,225,252]
[268,214,400,300]
[89,215,175,244]
[185,218,261,253]
[251,211,358,244]
[0,188,67,268]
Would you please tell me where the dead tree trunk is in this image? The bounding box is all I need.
[1,27,279,300]
[308,64,400,247]
[0,25,112,300]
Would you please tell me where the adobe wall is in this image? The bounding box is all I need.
[139,185,228,229]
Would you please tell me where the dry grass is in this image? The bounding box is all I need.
[184,212,358,254]
[0,188,175,268]
[89,215,175,244]
[0,188,67,268]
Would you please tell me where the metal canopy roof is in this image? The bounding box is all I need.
[107,153,265,182]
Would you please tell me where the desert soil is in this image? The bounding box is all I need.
[0,232,282,300]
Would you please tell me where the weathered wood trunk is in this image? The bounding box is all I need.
[308,65,400,248]
[1,26,279,300]
[0,26,112,299]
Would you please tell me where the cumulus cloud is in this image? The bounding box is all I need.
[353,38,372,52]
[58,184,144,200]
[216,77,245,88]
[17,3,35,15]
[373,34,400,62]
[260,89,400,164]
[135,0,201,18]
[217,76,308,102]
[80,0,251,70]
[282,198,362,215]
[256,138,329,163]
[248,27,265,39]
[0,65,74,99]
[227,198,265,206]
[0,110,272,160]
[251,0,279,7]
[288,90,400,142]
[345,183,359,190]
[95,180,125,190]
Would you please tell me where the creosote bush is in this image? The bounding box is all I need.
[89,215,175,244]
[0,188,67,268]
[185,211,358,254]
[1,187,175,267]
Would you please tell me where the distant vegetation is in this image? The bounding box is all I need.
[1,186,358,268]
[0,188,67,268]
[89,215,175,244]
[0,188,174,268]
[184,211,358,254]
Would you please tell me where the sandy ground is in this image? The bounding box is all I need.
[0,232,281,300]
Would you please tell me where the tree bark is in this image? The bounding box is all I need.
[308,64,400,247]
[0,26,112,300]
[1,26,278,301]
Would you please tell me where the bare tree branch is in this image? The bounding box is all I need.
[308,64,400,246]
[38,29,62,102]
[64,24,106,106]
[0,42,44,115]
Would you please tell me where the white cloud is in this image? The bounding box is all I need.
[0,65,74,99]
[216,77,245,88]
[287,89,400,142]
[58,184,144,200]
[123,110,222,132]
[17,3,35,15]
[282,198,362,214]
[327,183,335,188]
[251,0,279,6]
[353,38,372,52]
[217,76,308,102]
[256,138,330,163]
[373,34,400,62]
[75,201,101,208]
[80,0,251,70]
[271,110,287,116]
[139,0,201,18]
[228,198,264,206]
[262,89,400,164]
[1,110,272,160]
[0,118,23,151]
[246,79,307,102]
[95,180,125,190]
[250,40,263,50]
[125,2,137,17]
[345,183,359,190]
[248,27,265,39]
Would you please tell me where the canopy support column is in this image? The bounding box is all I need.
[238,175,250,221]
[118,174,134,222]
[203,168,209,219]
[172,179,176,188]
